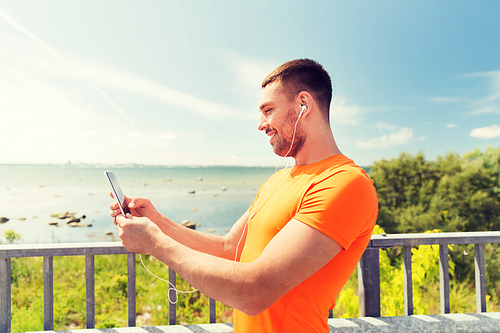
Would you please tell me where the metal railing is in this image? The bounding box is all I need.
[0,242,217,332]
[1,231,500,332]
[358,231,500,317]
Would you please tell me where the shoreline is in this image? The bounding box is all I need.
[0,165,272,245]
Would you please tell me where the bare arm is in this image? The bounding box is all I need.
[110,196,249,260]
[115,215,342,316]
[152,210,250,260]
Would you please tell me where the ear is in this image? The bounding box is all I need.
[296,91,313,117]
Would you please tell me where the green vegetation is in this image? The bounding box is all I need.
[333,225,499,318]
[337,147,500,317]
[371,147,500,234]
[369,147,500,288]
[10,254,233,331]
[4,147,500,330]
[2,230,21,244]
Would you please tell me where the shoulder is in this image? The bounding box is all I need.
[311,155,374,190]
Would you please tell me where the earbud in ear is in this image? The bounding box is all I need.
[299,105,307,118]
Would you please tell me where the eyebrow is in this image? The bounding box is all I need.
[259,102,271,111]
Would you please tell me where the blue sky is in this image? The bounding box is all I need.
[1,1,499,167]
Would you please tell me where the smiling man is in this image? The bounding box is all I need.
[111,59,378,332]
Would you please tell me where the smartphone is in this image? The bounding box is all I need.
[104,171,131,216]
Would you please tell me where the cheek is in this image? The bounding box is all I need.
[267,115,281,130]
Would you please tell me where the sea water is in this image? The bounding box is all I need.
[0,164,275,244]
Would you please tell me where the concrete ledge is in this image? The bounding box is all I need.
[328,312,500,332]
[25,313,500,333]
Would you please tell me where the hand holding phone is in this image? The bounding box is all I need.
[104,171,131,216]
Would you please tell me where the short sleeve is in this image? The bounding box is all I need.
[294,168,378,250]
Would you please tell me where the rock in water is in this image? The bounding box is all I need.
[181,219,197,230]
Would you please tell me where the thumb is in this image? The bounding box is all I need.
[128,197,138,209]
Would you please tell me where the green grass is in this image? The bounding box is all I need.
[7,245,500,331]
[9,255,233,331]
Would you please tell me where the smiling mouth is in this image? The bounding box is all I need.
[266,129,277,144]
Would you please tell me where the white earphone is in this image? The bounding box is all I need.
[299,105,307,118]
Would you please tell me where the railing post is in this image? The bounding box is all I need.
[475,243,487,313]
[358,247,380,317]
[43,256,54,330]
[0,257,11,333]
[403,246,413,315]
[168,268,176,325]
[127,253,136,327]
[439,244,450,314]
[85,255,95,328]
[209,298,216,323]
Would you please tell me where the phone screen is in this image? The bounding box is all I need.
[104,171,131,216]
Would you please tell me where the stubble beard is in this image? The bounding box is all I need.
[271,111,306,158]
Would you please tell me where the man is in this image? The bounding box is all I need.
[111,59,378,332]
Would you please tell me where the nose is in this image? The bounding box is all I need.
[258,113,268,132]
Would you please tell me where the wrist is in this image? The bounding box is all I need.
[152,210,163,224]
[151,233,176,262]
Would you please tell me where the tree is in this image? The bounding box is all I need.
[369,147,500,234]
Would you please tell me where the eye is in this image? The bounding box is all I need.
[264,108,273,116]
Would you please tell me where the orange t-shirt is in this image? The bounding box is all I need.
[233,154,378,333]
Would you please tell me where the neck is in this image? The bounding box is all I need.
[293,128,341,166]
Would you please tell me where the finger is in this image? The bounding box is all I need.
[128,197,139,209]
[109,191,115,199]
[128,197,151,209]
[109,207,120,218]
[115,214,130,226]
[117,225,125,240]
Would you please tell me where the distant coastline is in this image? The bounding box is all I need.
[0,164,275,244]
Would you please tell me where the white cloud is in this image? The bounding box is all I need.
[29,51,252,120]
[465,71,500,116]
[330,97,367,125]
[0,30,251,122]
[470,125,500,139]
[220,51,277,98]
[432,96,468,104]
[446,123,458,128]
[159,133,176,140]
[0,10,255,164]
[82,130,98,137]
[0,9,133,125]
[128,131,144,139]
[376,122,395,131]
[432,71,500,118]
[470,106,498,116]
[357,127,413,149]
[0,7,61,60]
[108,137,121,144]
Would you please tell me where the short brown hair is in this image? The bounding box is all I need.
[262,59,332,121]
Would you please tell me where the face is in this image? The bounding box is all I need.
[258,81,306,157]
